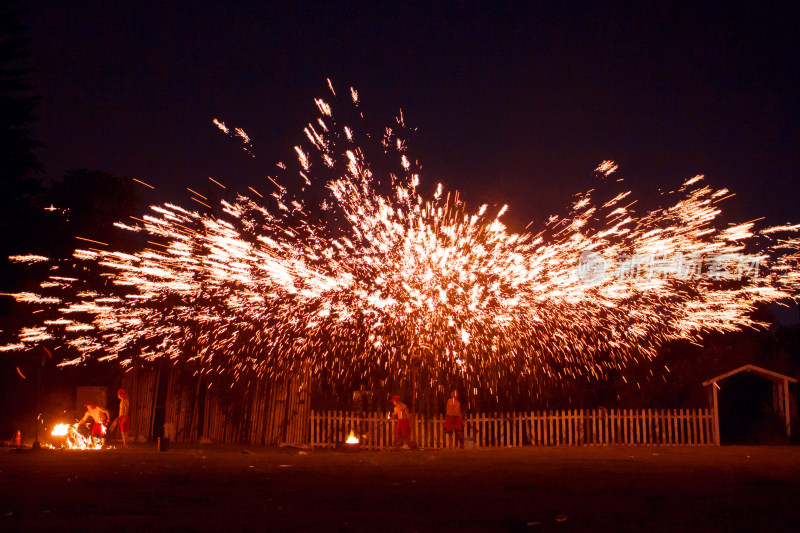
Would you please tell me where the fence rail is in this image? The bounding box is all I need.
[310,408,715,449]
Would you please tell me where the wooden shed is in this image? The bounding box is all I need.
[703,364,797,445]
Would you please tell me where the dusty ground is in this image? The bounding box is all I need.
[0,443,798,532]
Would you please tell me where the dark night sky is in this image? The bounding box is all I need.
[21,2,800,229]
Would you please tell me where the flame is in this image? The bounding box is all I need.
[345,429,359,444]
[51,423,69,436]
[50,423,104,450]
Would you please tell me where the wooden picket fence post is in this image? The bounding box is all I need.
[309,408,716,449]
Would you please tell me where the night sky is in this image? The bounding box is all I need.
[22,2,800,229]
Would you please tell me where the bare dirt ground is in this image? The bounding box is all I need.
[1,444,798,532]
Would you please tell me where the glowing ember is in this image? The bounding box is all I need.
[345,430,359,444]
[1,83,799,395]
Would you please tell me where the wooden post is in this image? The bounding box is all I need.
[656,409,662,445]
[784,379,791,438]
[567,410,573,445]
[673,408,679,445]
[711,384,721,445]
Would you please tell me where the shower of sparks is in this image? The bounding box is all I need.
[2,84,799,394]
[8,255,49,263]
[595,160,619,176]
[213,118,255,157]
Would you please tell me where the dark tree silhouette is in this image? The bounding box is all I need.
[0,5,44,264]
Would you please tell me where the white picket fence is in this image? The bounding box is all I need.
[310,408,716,449]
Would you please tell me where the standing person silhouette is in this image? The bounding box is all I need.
[110,388,130,447]
[391,395,411,449]
[445,389,464,448]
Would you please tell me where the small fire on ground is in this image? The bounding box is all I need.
[345,429,359,444]
[51,423,105,450]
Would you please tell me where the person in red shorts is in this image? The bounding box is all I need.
[444,389,464,448]
[391,395,411,449]
[78,402,111,447]
[110,388,130,447]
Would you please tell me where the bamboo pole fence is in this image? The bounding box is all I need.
[123,365,310,445]
[120,360,158,441]
[164,371,311,445]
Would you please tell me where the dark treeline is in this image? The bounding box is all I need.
[0,6,141,441]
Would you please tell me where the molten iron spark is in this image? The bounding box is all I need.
[2,84,799,394]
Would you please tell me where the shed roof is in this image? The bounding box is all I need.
[702,364,798,387]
